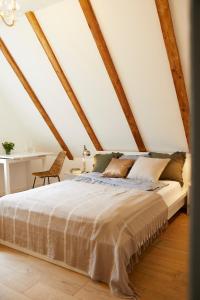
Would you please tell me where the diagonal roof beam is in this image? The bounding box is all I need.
[0,38,73,160]
[26,11,103,151]
[155,0,190,146]
[79,0,146,152]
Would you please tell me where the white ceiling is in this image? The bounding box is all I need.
[17,0,63,13]
[0,0,190,157]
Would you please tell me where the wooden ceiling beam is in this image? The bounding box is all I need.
[26,11,103,151]
[155,0,190,146]
[79,0,146,152]
[0,38,73,160]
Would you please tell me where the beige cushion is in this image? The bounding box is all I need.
[103,158,134,178]
[127,157,170,182]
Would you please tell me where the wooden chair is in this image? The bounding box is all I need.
[32,151,66,188]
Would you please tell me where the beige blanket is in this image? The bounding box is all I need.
[0,180,167,299]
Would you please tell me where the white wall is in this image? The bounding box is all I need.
[0,93,31,194]
[0,0,190,195]
[36,0,137,151]
[90,0,188,152]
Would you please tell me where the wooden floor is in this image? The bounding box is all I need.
[0,213,189,300]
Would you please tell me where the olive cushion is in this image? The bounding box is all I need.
[149,152,186,186]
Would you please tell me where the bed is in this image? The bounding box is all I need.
[0,152,190,299]
[158,180,187,219]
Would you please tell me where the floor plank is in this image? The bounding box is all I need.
[0,213,188,300]
[25,283,75,300]
[0,282,30,300]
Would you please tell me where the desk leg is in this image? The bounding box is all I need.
[3,160,11,195]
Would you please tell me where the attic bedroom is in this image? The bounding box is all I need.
[0,0,195,299]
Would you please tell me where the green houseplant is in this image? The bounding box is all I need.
[2,142,15,155]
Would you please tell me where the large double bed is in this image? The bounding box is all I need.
[0,152,190,299]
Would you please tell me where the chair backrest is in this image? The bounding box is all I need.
[49,151,66,176]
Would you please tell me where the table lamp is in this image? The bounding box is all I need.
[82,145,90,172]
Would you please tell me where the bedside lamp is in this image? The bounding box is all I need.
[82,145,90,173]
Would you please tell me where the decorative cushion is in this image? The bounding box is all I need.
[102,158,134,178]
[149,152,186,186]
[127,156,170,182]
[93,152,123,173]
[112,152,123,159]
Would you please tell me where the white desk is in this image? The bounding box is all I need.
[0,152,52,195]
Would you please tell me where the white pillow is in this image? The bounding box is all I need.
[127,156,170,182]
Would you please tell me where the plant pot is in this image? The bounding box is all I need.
[5,150,11,155]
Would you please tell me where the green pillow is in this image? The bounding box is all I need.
[149,152,186,186]
[93,152,123,173]
[112,152,123,159]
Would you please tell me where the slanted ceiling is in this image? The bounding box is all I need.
[0,0,190,158]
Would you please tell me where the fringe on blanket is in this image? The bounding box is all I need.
[128,220,168,274]
[125,219,168,299]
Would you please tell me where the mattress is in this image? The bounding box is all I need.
[158,180,187,219]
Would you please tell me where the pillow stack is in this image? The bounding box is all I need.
[92,151,186,185]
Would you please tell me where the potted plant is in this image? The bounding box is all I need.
[2,142,15,155]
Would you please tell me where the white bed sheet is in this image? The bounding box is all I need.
[158,180,187,219]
